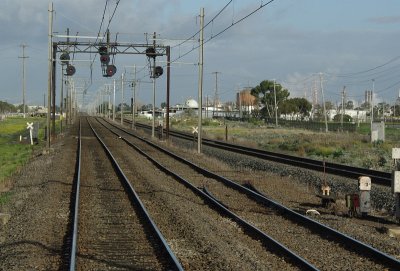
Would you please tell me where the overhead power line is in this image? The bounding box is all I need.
[173,0,233,49]
[325,55,400,78]
[172,0,276,64]
[104,0,121,33]
[95,0,108,44]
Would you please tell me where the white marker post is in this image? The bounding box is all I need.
[192,126,198,148]
[392,148,400,223]
[27,122,34,145]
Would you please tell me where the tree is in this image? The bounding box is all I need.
[280,98,312,120]
[160,102,167,109]
[392,105,400,116]
[117,102,131,112]
[0,100,16,113]
[141,104,152,111]
[251,80,289,118]
[324,101,335,110]
[345,100,354,110]
[333,114,352,122]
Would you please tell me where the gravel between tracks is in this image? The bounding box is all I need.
[93,119,299,271]
[1,119,399,270]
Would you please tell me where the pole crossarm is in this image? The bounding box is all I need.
[54,41,167,56]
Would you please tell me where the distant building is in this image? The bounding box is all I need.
[365,90,372,105]
[396,90,400,106]
[236,88,256,114]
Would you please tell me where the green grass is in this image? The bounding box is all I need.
[168,117,400,171]
[0,192,12,205]
[0,116,46,183]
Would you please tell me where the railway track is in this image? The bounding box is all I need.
[98,117,400,270]
[66,118,183,270]
[127,120,391,186]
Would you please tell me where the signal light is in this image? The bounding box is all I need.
[98,46,108,55]
[154,66,163,77]
[146,47,156,58]
[66,65,76,76]
[106,64,117,77]
[100,54,110,64]
[59,52,70,65]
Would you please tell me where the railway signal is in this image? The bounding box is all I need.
[105,64,117,77]
[59,52,70,64]
[154,66,163,78]
[66,64,76,76]
[100,54,110,64]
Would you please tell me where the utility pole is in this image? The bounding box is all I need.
[166,45,171,139]
[121,72,124,125]
[46,2,54,148]
[273,79,278,126]
[238,92,242,119]
[212,71,220,109]
[151,32,156,138]
[107,85,111,119]
[341,86,346,128]
[319,72,328,133]
[132,65,136,129]
[197,8,204,154]
[113,79,116,122]
[371,79,375,133]
[19,44,29,119]
[60,65,64,132]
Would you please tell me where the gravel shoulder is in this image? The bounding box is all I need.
[0,127,78,270]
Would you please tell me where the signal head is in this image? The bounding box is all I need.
[100,54,110,64]
[106,64,117,77]
[145,47,156,58]
[98,46,108,55]
[155,66,163,77]
[59,52,70,65]
[66,65,76,76]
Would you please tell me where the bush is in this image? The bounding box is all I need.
[332,148,344,158]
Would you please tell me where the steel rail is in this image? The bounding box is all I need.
[68,119,82,271]
[96,118,319,271]
[79,118,184,271]
[106,118,400,270]
[130,121,391,186]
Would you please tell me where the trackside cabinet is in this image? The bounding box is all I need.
[358,176,371,216]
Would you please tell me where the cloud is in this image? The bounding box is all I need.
[367,16,400,24]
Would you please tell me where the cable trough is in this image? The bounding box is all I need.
[66,117,183,271]
[100,117,400,270]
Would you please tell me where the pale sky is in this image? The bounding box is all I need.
[1,0,400,109]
